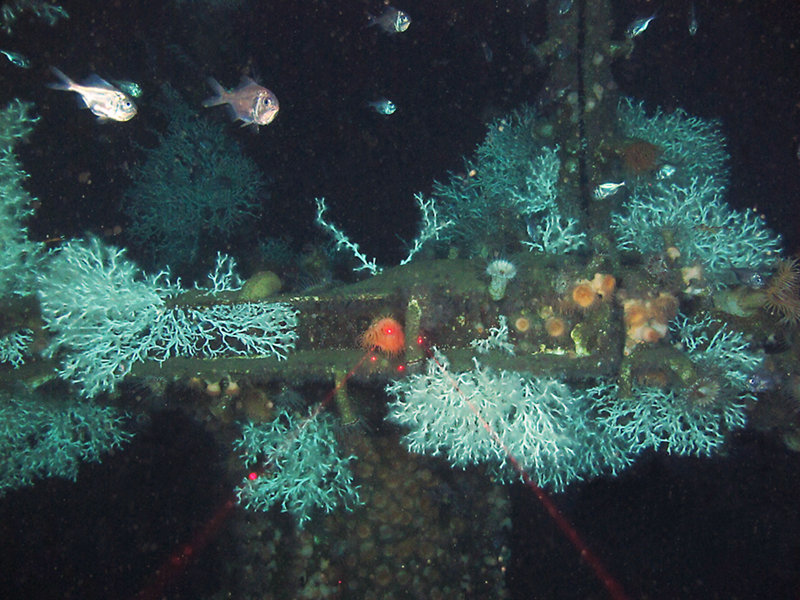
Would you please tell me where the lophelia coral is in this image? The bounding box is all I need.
[234,408,362,527]
[386,349,635,491]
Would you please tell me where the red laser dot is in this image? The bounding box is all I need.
[361,317,405,355]
[396,364,405,372]
[370,354,378,362]
[416,335,425,345]
[247,471,258,481]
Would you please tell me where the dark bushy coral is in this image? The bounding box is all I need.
[124,87,267,276]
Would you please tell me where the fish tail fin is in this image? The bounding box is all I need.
[201,77,227,107]
[46,66,73,91]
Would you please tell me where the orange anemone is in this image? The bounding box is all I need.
[361,316,405,355]
[545,317,566,338]
[571,282,597,309]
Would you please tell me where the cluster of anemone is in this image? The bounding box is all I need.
[622,292,679,354]
[569,272,616,309]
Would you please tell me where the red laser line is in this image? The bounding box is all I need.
[131,497,236,600]
[132,349,383,599]
[427,347,629,600]
[134,338,626,599]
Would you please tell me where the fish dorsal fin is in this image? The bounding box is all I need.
[81,74,117,90]
[238,76,261,89]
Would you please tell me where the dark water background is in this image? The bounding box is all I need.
[1,1,799,598]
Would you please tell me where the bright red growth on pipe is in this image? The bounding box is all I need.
[361,316,405,355]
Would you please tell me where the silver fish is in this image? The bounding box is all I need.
[656,164,676,180]
[625,12,657,39]
[731,267,767,289]
[47,67,137,122]
[746,368,780,393]
[367,7,411,34]
[593,181,626,200]
[479,39,493,63]
[688,3,698,36]
[368,97,396,115]
[0,49,30,68]
[202,76,279,128]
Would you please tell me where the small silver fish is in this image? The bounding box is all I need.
[593,181,626,200]
[479,39,493,63]
[368,98,396,115]
[656,164,676,180]
[202,76,279,128]
[625,12,657,39]
[0,49,30,68]
[746,368,780,393]
[47,67,137,122]
[557,0,574,16]
[525,216,538,242]
[688,3,698,36]
[367,6,411,34]
[731,267,767,289]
